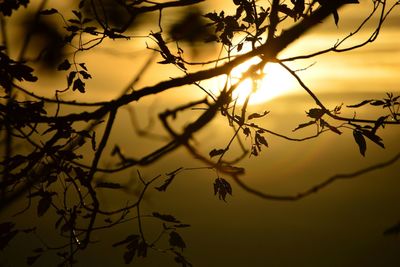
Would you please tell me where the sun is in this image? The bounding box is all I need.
[229,57,297,105]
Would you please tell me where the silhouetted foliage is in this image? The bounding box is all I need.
[1,0,400,266]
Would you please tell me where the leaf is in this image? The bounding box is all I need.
[123,249,136,264]
[39,8,58,15]
[32,248,44,253]
[67,71,77,87]
[353,130,366,156]
[79,63,87,71]
[55,216,63,230]
[112,234,140,247]
[361,130,385,148]
[72,10,82,20]
[213,178,232,201]
[79,70,92,79]
[68,19,81,24]
[243,127,251,137]
[333,10,339,26]
[372,115,389,133]
[152,212,180,223]
[204,12,220,22]
[383,222,400,236]
[37,194,52,217]
[174,251,193,267]
[72,78,85,93]
[66,25,80,32]
[57,59,71,71]
[247,111,269,120]
[27,254,41,266]
[293,120,316,132]
[320,119,342,135]
[83,26,98,35]
[169,231,186,250]
[174,224,191,228]
[347,100,372,108]
[209,148,225,158]
[95,182,122,189]
[0,222,18,250]
[137,240,147,258]
[155,174,176,192]
[91,131,96,151]
[255,133,268,147]
[370,100,385,106]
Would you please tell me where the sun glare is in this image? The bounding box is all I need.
[229,57,297,105]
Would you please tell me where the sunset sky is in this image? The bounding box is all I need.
[2,0,400,266]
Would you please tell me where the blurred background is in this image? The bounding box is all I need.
[1,0,400,266]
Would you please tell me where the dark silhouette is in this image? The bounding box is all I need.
[0,0,399,266]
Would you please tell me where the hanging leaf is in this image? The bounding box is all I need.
[243,127,251,137]
[79,70,92,79]
[169,231,186,250]
[353,130,366,156]
[72,78,85,93]
[123,249,136,264]
[361,130,385,148]
[37,193,52,217]
[57,59,71,71]
[372,115,389,133]
[174,251,193,267]
[255,133,268,147]
[67,71,77,87]
[137,240,147,258]
[213,178,232,201]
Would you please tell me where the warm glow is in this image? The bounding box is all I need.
[229,57,297,105]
